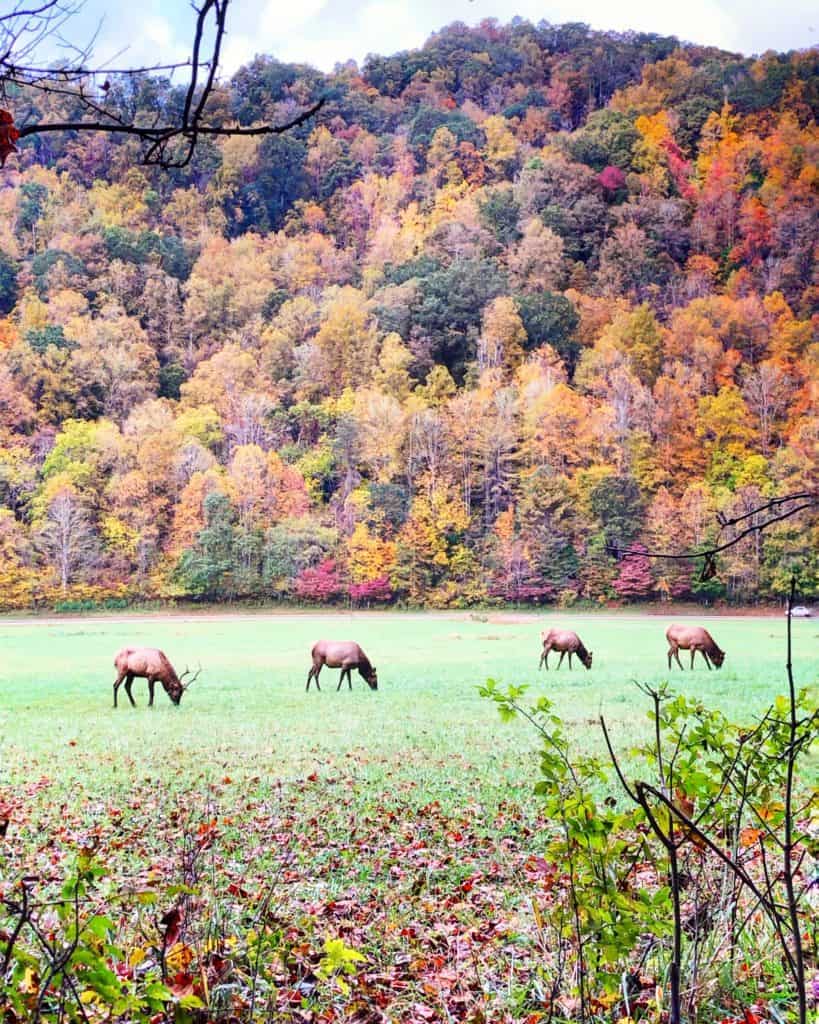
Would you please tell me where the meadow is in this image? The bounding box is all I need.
[3,610,812,783]
[1,610,816,1021]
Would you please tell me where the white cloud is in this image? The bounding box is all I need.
[43,0,818,78]
[93,10,191,71]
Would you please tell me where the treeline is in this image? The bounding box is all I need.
[0,19,816,609]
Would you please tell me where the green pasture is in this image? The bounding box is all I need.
[2,610,815,806]
[1,609,816,1021]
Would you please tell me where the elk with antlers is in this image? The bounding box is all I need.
[113,647,200,707]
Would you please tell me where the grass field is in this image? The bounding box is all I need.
[4,610,815,783]
[1,609,816,1021]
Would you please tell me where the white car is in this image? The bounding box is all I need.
[786,606,812,617]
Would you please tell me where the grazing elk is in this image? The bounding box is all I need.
[539,629,593,670]
[306,641,378,692]
[665,625,725,670]
[113,647,200,707]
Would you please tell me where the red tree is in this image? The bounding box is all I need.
[294,559,343,603]
[598,165,626,196]
[349,576,393,606]
[612,544,653,600]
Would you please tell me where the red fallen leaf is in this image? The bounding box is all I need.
[744,1011,761,1024]
[196,818,219,849]
[0,109,19,167]
[524,855,554,877]
[204,952,229,981]
[306,771,319,782]
[169,971,196,997]
[221,775,232,784]
[161,906,182,947]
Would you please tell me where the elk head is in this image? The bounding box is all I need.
[364,665,378,690]
[168,664,202,704]
[711,649,725,668]
[580,649,593,670]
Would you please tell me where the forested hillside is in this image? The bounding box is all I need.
[0,20,816,609]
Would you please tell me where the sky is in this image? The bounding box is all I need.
[45,0,817,77]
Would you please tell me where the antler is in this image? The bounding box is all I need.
[179,664,202,690]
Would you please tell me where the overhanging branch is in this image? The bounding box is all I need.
[1,0,325,168]
[608,490,817,582]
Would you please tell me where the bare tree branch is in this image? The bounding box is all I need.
[0,0,325,168]
[608,490,817,582]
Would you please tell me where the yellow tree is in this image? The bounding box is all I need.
[394,487,473,604]
[63,305,160,421]
[522,382,595,474]
[312,287,379,395]
[183,234,273,347]
[373,333,414,401]
[427,126,458,186]
[352,388,406,483]
[228,444,268,531]
[477,296,527,375]
[346,521,397,584]
[0,509,38,610]
[482,115,518,178]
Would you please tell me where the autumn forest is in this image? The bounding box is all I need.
[0,20,817,609]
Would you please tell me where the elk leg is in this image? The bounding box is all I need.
[568,652,573,669]
[113,672,125,708]
[347,667,353,690]
[556,651,566,670]
[539,651,545,670]
[702,650,712,670]
[542,647,551,669]
[306,666,315,691]
[124,673,136,707]
[148,677,156,706]
[673,648,684,670]
[690,649,696,670]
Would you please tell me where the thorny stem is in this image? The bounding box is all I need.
[783,577,807,1024]
[604,610,813,1024]
[1,881,30,974]
[667,840,682,1024]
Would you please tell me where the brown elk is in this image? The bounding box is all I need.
[306,641,378,691]
[113,647,201,707]
[539,629,593,670]
[665,624,725,670]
